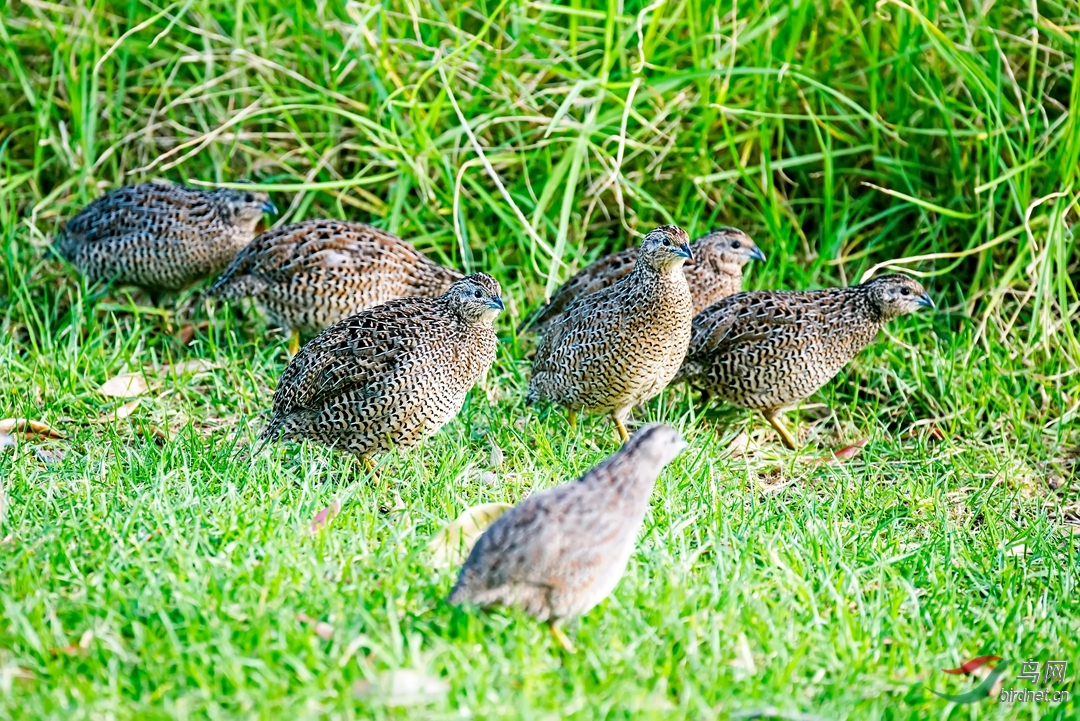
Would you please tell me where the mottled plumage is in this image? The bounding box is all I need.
[261,273,503,461]
[208,219,462,342]
[526,225,695,441]
[676,274,934,448]
[448,423,687,652]
[54,182,274,291]
[519,227,764,334]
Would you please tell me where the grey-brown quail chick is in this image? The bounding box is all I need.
[518,227,763,335]
[261,273,503,466]
[526,225,694,442]
[676,274,934,449]
[208,219,463,355]
[54,182,274,292]
[448,423,687,653]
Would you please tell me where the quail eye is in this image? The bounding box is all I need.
[244,193,254,203]
[731,241,741,249]
[474,289,483,298]
[900,288,910,296]
[663,238,672,246]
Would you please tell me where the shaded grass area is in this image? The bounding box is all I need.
[0,0,1078,718]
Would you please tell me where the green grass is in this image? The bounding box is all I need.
[1,0,1078,718]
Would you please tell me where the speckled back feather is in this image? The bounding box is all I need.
[261,273,502,458]
[209,219,463,335]
[677,274,931,412]
[55,182,271,291]
[448,424,686,622]
[526,226,695,421]
[519,227,762,334]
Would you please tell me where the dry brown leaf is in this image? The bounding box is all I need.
[730,632,758,680]
[832,440,868,461]
[161,359,217,375]
[176,321,210,346]
[310,501,341,534]
[34,448,65,464]
[724,431,752,458]
[313,622,334,641]
[297,613,334,641]
[489,442,504,468]
[113,399,142,420]
[98,373,148,398]
[353,669,449,706]
[428,502,513,568]
[0,418,65,439]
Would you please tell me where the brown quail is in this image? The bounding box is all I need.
[676,274,934,449]
[448,423,687,653]
[261,273,503,466]
[54,182,274,292]
[208,219,463,355]
[526,225,694,442]
[518,227,764,335]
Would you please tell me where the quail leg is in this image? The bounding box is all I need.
[548,620,577,654]
[764,409,798,450]
[362,456,376,473]
[612,415,630,443]
[287,330,301,357]
[567,410,578,431]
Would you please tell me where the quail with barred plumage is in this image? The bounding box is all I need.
[676,274,934,449]
[261,273,503,466]
[54,182,275,292]
[526,225,694,442]
[448,423,687,653]
[208,219,463,355]
[518,227,763,335]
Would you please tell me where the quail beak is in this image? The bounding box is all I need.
[917,293,935,309]
[677,243,694,261]
[488,295,505,311]
[749,246,767,262]
[261,199,278,214]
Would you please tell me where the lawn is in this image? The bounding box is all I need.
[1,0,1078,718]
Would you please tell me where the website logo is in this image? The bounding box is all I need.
[925,656,1070,705]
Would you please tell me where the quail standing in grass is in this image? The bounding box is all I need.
[448,423,687,653]
[676,274,934,449]
[208,219,463,355]
[519,227,763,335]
[54,182,275,293]
[260,273,503,466]
[526,225,694,442]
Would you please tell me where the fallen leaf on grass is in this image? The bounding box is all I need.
[160,359,218,376]
[724,431,753,458]
[176,321,210,346]
[112,399,142,420]
[428,502,513,568]
[297,613,334,641]
[730,632,758,680]
[489,442,504,468]
[0,418,65,439]
[310,501,341,533]
[34,448,65,464]
[353,669,449,707]
[831,440,868,461]
[98,373,148,398]
[0,434,14,450]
